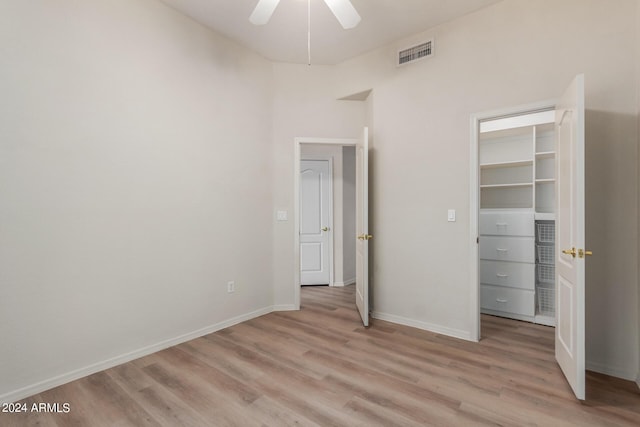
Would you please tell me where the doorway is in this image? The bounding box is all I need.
[293,127,373,327]
[299,144,357,287]
[293,130,370,327]
[469,74,587,400]
[470,101,557,341]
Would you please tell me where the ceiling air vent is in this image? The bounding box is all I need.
[398,40,433,66]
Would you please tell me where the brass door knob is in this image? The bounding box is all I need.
[562,247,577,258]
[578,249,593,258]
[322,227,329,232]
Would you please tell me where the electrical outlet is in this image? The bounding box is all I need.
[227,281,235,293]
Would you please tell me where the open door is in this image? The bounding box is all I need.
[555,74,586,400]
[355,127,370,326]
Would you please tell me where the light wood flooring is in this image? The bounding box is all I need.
[2,285,639,426]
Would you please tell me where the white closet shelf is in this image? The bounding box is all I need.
[535,179,555,183]
[481,183,533,189]
[535,151,556,159]
[480,159,533,169]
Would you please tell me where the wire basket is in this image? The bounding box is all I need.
[537,244,555,265]
[537,286,555,316]
[537,264,555,284]
[536,222,555,243]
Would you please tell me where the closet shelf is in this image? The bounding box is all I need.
[535,151,556,159]
[481,183,533,189]
[480,159,533,169]
[535,178,555,183]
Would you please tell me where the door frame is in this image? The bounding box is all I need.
[469,99,557,342]
[294,137,358,310]
[299,155,334,286]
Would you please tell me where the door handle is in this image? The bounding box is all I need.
[578,249,593,258]
[562,247,577,258]
[357,234,373,240]
[322,227,329,232]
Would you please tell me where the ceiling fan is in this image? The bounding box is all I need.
[249,0,361,29]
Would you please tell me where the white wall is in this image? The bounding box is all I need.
[273,0,640,380]
[0,0,274,401]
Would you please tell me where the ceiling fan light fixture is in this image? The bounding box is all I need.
[323,0,361,29]
[249,0,361,30]
[249,0,281,25]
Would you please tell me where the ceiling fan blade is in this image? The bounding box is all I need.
[249,0,281,25]
[323,0,361,29]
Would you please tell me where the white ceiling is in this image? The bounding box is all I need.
[159,0,502,65]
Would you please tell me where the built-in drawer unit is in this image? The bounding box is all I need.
[479,236,535,263]
[480,284,535,317]
[480,260,535,290]
[479,211,535,236]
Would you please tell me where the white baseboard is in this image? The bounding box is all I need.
[273,304,297,311]
[585,360,638,382]
[335,277,356,287]
[0,306,274,404]
[372,311,472,341]
[636,373,640,390]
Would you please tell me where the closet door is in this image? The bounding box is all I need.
[555,74,586,401]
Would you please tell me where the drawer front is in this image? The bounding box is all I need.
[481,284,535,316]
[479,236,535,263]
[479,211,534,236]
[480,260,535,290]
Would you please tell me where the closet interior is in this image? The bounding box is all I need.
[478,110,556,327]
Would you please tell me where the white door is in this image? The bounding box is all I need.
[355,128,370,326]
[300,159,331,285]
[555,74,586,400]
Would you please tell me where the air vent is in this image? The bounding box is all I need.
[398,40,433,66]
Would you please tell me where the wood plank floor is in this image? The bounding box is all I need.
[2,285,639,426]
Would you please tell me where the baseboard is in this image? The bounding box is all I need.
[636,372,640,390]
[0,306,274,404]
[585,360,638,382]
[273,304,297,311]
[372,311,472,341]
[336,277,356,286]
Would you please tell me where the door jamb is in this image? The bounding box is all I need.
[469,99,557,342]
[294,137,358,310]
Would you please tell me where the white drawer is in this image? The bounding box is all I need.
[479,236,535,263]
[481,284,535,316]
[480,211,534,236]
[480,260,535,290]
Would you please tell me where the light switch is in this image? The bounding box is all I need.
[276,210,288,221]
[447,209,456,222]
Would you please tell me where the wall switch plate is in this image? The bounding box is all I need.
[276,210,288,221]
[448,209,456,222]
[227,281,235,293]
